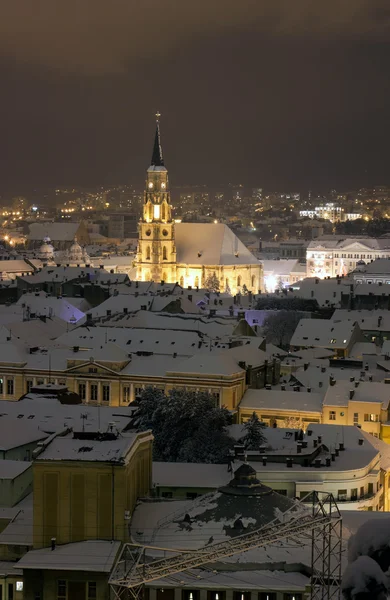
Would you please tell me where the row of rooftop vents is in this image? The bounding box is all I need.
[232,429,365,469]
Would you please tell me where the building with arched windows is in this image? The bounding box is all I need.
[135,118,263,294]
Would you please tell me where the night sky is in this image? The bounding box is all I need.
[0,1,389,191]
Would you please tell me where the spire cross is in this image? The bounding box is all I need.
[155,111,161,122]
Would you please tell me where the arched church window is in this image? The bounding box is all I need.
[163,246,168,260]
[194,276,199,288]
[237,275,242,287]
[251,275,255,288]
[146,246,151,260]
[180,276,184,287]
[161,203,166,221]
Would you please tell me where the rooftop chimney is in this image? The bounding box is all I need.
[349,389,354,400]
[358,438,364,446]
[51,537,56,551]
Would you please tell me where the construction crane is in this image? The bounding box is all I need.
[109,492,342,600]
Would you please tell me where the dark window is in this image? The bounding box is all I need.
[283,595,302,600]
[186,492,198,500]
[57,580,66,599]
[161,492,173,499]
[368,483,374,495]
[351,488,358,501]
[7,378,14,395]
[182,592,199,600]
[0,377,3,394]
[102,385,110,403]
[123,386,131,402]
[88,582,97,600]
[89,367,98,373]
[259,594,277,600]
[8,583,14,600]
[90,384,98,401]
[234,593,251,600]
[78,382,86,400]
[26,379,33,393]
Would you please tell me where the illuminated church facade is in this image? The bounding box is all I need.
[136,117,263,294]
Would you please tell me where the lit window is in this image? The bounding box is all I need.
[16,581,23,591]
[153,204,160,219]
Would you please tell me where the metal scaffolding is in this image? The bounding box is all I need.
[109,492,342,600]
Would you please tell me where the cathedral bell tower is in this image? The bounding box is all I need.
[136,113,176,283]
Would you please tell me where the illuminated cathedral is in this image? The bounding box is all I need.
[135,115,263,294]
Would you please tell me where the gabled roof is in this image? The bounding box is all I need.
[290,318,358,349]
[175,223,260,265]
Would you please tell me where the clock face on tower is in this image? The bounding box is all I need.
[161,182,166,189]
[148,182,154,189]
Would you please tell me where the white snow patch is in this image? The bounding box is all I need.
[348,518,390,563]
[342,555,387,597]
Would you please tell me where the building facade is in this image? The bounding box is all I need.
[136,117,263,294]
[306,237,390,278]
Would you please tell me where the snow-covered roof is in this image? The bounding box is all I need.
[0,260,35,274]
[0,418,47,451]
[261,259,300,277]
[175,223,260,265]
[0,460,31,479]
[354,257,390,274]
[240,388,323,414]
[290,318,358,349]
[0,396,136,436]
[323,380,390,409]
[0,504,33,546]
[17,540,121,572]
[333,309,390,332]
[153,462,232,489]
[16,293,85,323]
[36,434,139,463]
[167,353,245,377]
[308,237,390,251]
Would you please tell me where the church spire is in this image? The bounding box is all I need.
[151,111,164,167]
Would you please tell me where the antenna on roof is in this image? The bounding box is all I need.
[80,413,88,433]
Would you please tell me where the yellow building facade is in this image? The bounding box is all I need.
[0,353,247,411]
[33,431,153,549]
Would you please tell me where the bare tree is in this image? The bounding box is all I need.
[262,310,302,349]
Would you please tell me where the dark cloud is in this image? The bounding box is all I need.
[0,1,389,73]
[0,1,389,191]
